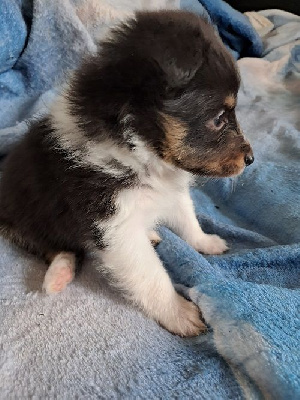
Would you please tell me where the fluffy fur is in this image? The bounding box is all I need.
[0,10,253,337]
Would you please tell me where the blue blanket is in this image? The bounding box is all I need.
[181,0,263,58]
[157,9,300,397]
[0,1,299,399]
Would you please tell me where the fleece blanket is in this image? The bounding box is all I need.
[0,1,299,399]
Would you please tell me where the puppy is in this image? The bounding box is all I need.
[0,10,253,337]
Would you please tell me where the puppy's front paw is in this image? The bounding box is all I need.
[159,294,207,337]
[195,234,228,255]
[148,230,162,246]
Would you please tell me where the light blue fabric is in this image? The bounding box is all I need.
[0,0,27,75]
[0,1,299,398]
[0,0,97,155]
[157,10,300,398]
[181,0,263,58]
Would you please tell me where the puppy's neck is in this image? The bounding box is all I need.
[49,93,189,186]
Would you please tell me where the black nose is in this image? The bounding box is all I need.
[244,154,254,166]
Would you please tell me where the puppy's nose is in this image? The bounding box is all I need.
[244,154,254,166]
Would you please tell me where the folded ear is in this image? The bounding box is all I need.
[153,44,204,89]
[131,10,209,89]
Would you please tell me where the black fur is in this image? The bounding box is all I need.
[0,118,136,257]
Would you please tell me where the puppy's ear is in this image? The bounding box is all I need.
[154,47,204,89]
[131,10,209,89]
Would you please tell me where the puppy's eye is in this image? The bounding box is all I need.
[213,110,227,129]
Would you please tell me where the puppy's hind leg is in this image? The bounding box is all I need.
[43,252,76,294]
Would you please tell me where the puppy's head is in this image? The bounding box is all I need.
[70,10,253,177]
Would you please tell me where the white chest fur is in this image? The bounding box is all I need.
[100,162,192,243]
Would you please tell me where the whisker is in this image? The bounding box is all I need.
[230,177,237,194]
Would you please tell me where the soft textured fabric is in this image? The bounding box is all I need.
[0,2,299,399]
[156,10,300,397]
[181,0,263,58]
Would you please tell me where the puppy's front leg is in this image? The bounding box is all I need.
[100,231,206,337]
[166,191,228,255]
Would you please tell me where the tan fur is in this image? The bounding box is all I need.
[204,152,246,177]
[160,113,204,170]
[160,113,189,162]
[224,94,236,109]
[234,153,246,170]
